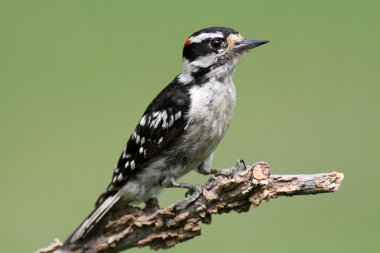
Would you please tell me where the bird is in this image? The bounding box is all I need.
[64,26,268,244]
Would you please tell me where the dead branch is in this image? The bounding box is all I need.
[36,161,344,253]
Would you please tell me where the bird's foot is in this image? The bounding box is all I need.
[174,184,203,209]
[212,159,247,179]
[168,179,203,206]
[235,159,247,171]
[184,184,203,199]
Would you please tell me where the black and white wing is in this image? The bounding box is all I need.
[95,77,191,206]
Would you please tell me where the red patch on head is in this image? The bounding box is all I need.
[184,38,191,47]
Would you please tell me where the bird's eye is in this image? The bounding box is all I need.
[210,38,225,49]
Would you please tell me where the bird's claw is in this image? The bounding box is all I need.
[212,159,247,179]
[174,184,203,209]
[235,159,247,171]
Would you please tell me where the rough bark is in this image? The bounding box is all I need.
[36,161,344,253]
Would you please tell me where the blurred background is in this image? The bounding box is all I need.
[1,0,379,252]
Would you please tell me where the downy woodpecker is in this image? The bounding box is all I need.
[66,26,268,243]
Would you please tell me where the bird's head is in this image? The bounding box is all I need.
[180,27,268,83]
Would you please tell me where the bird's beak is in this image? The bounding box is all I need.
[233,39,269,53]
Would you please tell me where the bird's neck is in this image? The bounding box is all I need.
[179,59,235,85]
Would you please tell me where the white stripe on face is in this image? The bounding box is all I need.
[189,32,224,43]
[191,53,218,67]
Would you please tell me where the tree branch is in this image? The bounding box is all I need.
[36,161,344,253]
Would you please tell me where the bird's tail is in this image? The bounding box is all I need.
[63,191,122,245]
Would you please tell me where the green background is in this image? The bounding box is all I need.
[1,1,379,252]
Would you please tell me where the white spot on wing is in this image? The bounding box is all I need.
[169,115,174,127]
[158,137,163,144]
[136,135,140,144]
[161,111,168,128]
[161,111,167,120]
[154,118,161,128]
[141,137,145,145]
[139,147,144,153]
[124,161,130,168]
[140,116,146,126]
[130,160,135,169]
[174,111,182,121]
[117,173,123,181]
[150,119,156,128]
[121,145,128,158]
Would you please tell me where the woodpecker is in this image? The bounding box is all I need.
[65,27,268,244]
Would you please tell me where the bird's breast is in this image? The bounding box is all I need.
[183,77,236,162]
